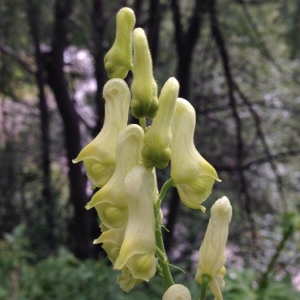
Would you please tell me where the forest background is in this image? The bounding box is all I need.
[1,0,300,299]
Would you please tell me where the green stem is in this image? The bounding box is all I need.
[139,117,146,131]
[154,178,174,287]
[257,224,294,290]
[199,275,211,300]
[155,178,174,211]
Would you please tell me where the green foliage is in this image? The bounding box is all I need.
[1,225,299,299]
[0,225,162,299]
[223,269,300,300]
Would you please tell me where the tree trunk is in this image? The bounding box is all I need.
[147,0,161,65]
[91,0,107,134]
[26,0,55,252]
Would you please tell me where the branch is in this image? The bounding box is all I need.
[208,0,252,214]
[170,0,208,98]
[0,43,35,74]
[238,0,284,73]
[170,0,207,58]
[170,0,183,53]
[233,81,284,197]
[147,0,161,65]
[215,150,300,171]
[244,150,300,170]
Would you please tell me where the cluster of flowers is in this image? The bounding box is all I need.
[73,7,232,300]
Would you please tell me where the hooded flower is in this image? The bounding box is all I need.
[170,98,221,210]
[195,196,232,300]
[130,28,158,119]
[73,79,131,188]
[114,164,157,282]
[85,124,144,228]
[162,284,192,300]
[104,7,135,79]
[142,77,179,169]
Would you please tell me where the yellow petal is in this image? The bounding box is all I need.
[94,223,126,264]
[116,267,143,292]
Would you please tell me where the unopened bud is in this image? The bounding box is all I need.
[162,284,192,300]
[142,77,179,169]
[131,28,158,119]
[104,7,135,79]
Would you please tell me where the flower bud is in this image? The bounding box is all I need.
[170,98,221,210]
[85,124,144,228]
[142,77,179,169]
[73,79,131,188]
[195,196,232,300]
[114,164,157,281]
[104,7,135,79]
[162,284,192,300]
[131,28,158,119]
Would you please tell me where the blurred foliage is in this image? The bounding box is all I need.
[223,268,300,300]
[1,225,299,299]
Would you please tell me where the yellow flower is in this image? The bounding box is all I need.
[170,98,221,210]
[195,196,232,300]
[104,7,135,79]
[142,77,179,169]
[73,79,131,188]
[85,124,144,228]
[162,284,192,300]
[131,28,158,119]
[114,164,157,281]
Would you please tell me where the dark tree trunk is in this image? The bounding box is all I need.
[92,0,108,134]
[147,0,161,65]
[26,0,55,251]
[45,0,91,259]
